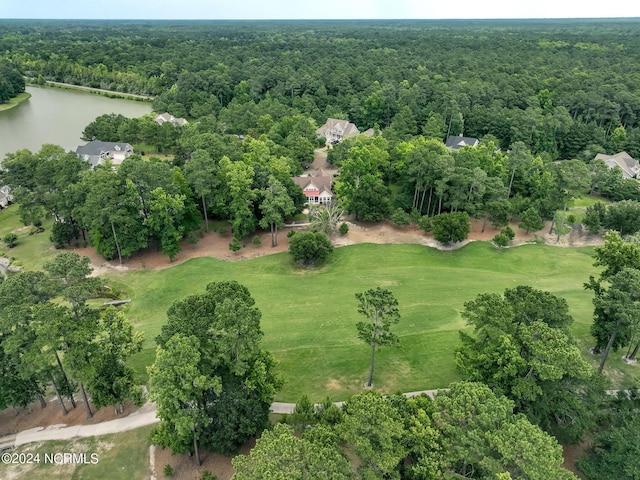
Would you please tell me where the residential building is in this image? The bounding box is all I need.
[76,141,134,167]
[155,112,188,127]
[316,118,360,144]
[445,135,480,150]
[594,151,640,179]
[292,172,334,205]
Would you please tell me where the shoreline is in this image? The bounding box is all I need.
[0,91,31,112]
[27,81,154,102]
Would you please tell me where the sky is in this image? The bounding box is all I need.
[1,0,639,20]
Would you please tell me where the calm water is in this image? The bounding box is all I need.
[0,86,152,161]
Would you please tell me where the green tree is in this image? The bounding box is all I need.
[289,231,333,266]
[183,149,219,232]
[259,176,295,247]
[583,202,606,235]
[456,286,597,442]
[340,391,406,479]
[149,334,221,465]
[355,287,400,388]
[518,206,544,233]
[232,423,353,480]
[145,187,186,261]
[431,211,471,244]
[553,159,591,242]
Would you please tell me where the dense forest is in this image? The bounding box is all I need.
[2,19,640,158]
[2,19,640,479]
[0,59,25,103]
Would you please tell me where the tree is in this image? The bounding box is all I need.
[431,211,471,244]
[603,200,640,235]
[86,307,144,412]
[591,268,640,372]
[518,206,544,233]
[456,286,597,442]
[419,382,578,480]
[154,281,282,455]
[308,202,344,237]
[148,334,221,465]
[577,411,640,480]
[553,159,591,242]
[145,187,186,261]
[232,423,353,480]
[259,176,295,247]
[2,233,17,248]
[355,287,401,387]
[183,149,219,232]
[340,391,406,479]
[288,231,333,266]
[583,202,606,235]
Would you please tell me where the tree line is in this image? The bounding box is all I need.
[0,59,25,104]
[0,252,142,418]
[3,20,640,159]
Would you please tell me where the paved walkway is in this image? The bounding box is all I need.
[8,390,442,448]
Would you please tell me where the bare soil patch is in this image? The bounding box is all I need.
[0,398,138,437]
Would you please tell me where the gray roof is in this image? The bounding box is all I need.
[75,141,133,167]
[292,174,334,196]
[595,151,640,179]
[445,135,479,150]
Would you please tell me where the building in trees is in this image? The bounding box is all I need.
[316,118,361,144]
[445,135,480,150]
[75,140,134,168]
[292,171,335,205]
[594,151,640,179]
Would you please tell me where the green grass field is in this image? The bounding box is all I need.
[0,425,153,480]
[1,202,636,402]
[107,241,611,401]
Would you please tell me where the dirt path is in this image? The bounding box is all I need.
[78,217,604,277]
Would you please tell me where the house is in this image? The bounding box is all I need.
[155,112,188,127]
[594,151,640,179]
[0,185,13,208]
[316,118,360,144]
[445,135,480,150]
[76,141,134,167]
[292,172,334,205]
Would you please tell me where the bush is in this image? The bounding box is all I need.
[583,202,606,235]
[518,207,544,233]
[287,229,297,238]
[339,222,349,235]
[603,200,640,235]
[431,212,471,244]
[228,237,242,252]
[199,471,217,480]
[390,207,411,226]
[418,215,432,233]
[163,464,174,478]
[502,226,515,240]
[50,221,78,248]
[493,232,510,247]
[186,231,199,244]
[289,231,333,266]
[566,213,576,224]
[252,235,262,246]
[2,233,17,248]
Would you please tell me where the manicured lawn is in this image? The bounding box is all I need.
[109,241,603,401]
[0,205,57,271]
[0,425,153,480]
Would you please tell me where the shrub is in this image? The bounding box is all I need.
[518,207,544,233]
[493,232,510,247]
[289,231,333,266]
[229,237,242,252]
[431,212,471,244]
[339,222,349,235]
[502,226,515,240]
[163,464,174,478]
[2,233,17,248]
[252,235,261,246]
[199,471,217,480]
[583,202,606,235]
[186,231,199,244]
[418,215,432,233]
[566,213,576,224]
[287,229,298,238]
[50,221,78,248]
[390,207,411,226]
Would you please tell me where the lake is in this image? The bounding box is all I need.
[0,86,152,162]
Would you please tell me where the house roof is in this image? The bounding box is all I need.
[316,118,360,139]
[445,135,479,149]
[155,112,188,126]
[75,141,132,157]
[595,151,640,179]
[292,173,334,196]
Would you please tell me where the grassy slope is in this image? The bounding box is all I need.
[112,241,603,401]
[0,92,31,112]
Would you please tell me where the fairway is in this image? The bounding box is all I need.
[108,241,600,401]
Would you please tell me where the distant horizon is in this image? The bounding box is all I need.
[2,17,640,22]
[1,0,639,21]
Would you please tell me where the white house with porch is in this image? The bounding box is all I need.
[292,173,334,205]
